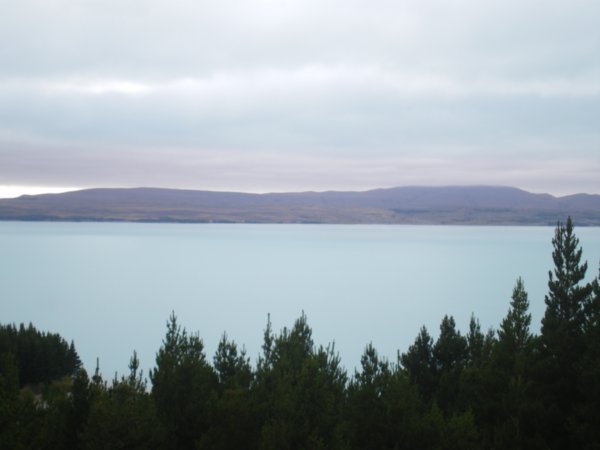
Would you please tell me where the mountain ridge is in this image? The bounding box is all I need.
[1,186,599,225]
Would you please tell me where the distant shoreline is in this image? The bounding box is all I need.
[1,185,599,226]
[2,219,599,227]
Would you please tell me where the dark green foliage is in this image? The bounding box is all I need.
[65,368,92,449]
[540,218,592,360]
[0,352,20,450]
[538,217,595,448]
[434,316,467,374]
[2,217,600,449]
[433,315,467,414]
[401,326,436,402]
[576,267,600,447]
[213,333,253,389]
[150,312,218,450]
[81,352,166,450]
[457,316,495,443]
[0,322,80,386]
[485,278,537,449]
[199,334,256,450]
[0,324,81,449]
[498,278,532,355]
[255,313,348,450]
[465,315,485,367]
[349,344,427,450]
[540,219,592,366]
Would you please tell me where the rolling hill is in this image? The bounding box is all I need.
[0,186,598,225]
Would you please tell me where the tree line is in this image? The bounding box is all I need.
[1,217,599,449]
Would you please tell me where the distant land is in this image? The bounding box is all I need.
[0,186,599,225]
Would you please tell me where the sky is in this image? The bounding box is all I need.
[1,0,599,197]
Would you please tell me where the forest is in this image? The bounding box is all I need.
[1,218,599,450]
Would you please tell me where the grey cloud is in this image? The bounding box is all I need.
[2,0,599,79]
[0,137,598,196]
[1,0,599,194]
[0,74,598,155]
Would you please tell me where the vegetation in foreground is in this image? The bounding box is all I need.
[1,218,599,449]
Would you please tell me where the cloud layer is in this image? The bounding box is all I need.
[1,0,599,195]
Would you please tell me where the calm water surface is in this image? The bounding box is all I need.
[2,222,599,379]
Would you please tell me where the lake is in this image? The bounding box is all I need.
[2,222,599,380]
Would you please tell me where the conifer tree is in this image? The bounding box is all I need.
[577,268,600,446]
[150,312,217,450]
[256,313,347,450]
[65,368,91,450]
[348,344,392,450]
[542,218,592,341]
[199,334,257,450]
[400,326,436,402]
[498,277,532,356]
[214,333,252,389]
[488,278,536,449]
[465,315,486,368]
[458,315,495,439]
[433,316,467,414]
[538,218,593,448]
[434,316,467,374]
[82,351,165,450]
[259,314,274,372]
[0,352,20,449]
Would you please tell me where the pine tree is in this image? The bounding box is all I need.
[577,267,600,446]
[465,314,486,368]
[150,312,217,450]
[400,326,436,402]
[256,313,347,450]
[488,278,536,449]
[348,344,391,450]
[199,334,257,450]
[458,315,496,444]
[258,314,274,373]
[498,277,532,356]
[65,368,91,450]
[82,351,165,450]
[0,352,20,449]
[213,333,252,389]
[538,218,593,448]
[542,218,592,342]
[433,316,467,414]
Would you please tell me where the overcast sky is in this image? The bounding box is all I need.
[1,0,599,197]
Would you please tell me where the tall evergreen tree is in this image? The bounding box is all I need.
[348,344,392,450]
[350,343,437,450]
[213,333,252,389]
[487,277,538,449]
[400,326,436,402]
[542,218,592,341]
[64,368,92,450]
[465,315,485,368]
[82,352,165,450]
[433,315,467,414]
[458,315,496,443]
[498,277,532,356]
[577,267,600,446]
[199,334,257,450]
[538,218,593,448]
[258,314,274,373]
[150,312,217,450]
[255,313,347,450]
[0,352,20,449]
[0,323,81,387]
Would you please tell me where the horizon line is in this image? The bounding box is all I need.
[1,184,599,200]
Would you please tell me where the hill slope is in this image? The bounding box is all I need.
[0,186,598,225]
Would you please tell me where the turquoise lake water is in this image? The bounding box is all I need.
[2,222,599,379]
